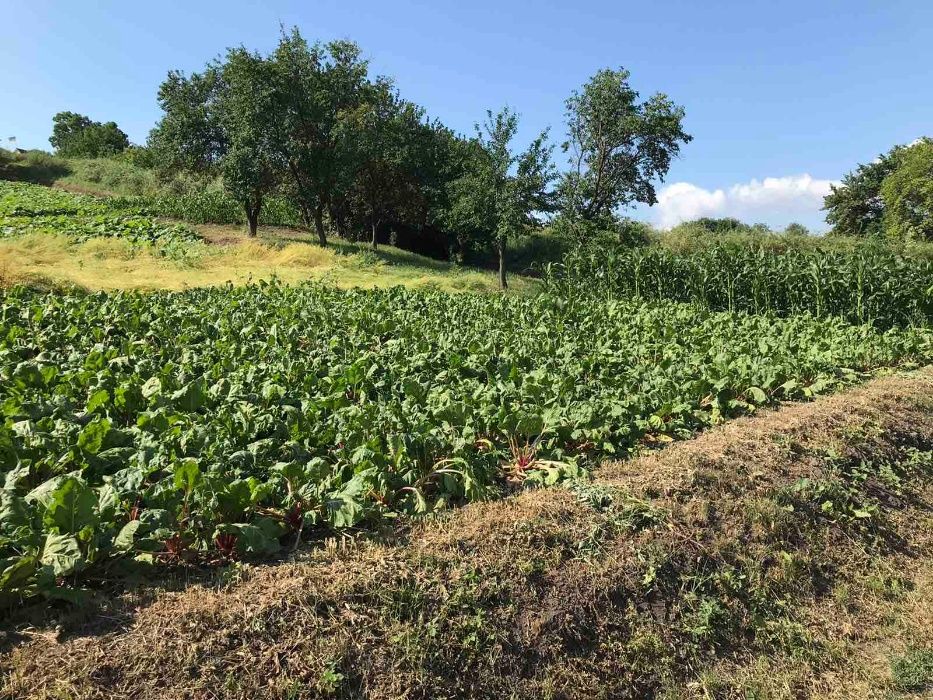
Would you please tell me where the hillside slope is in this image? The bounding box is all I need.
[3,369,933,699]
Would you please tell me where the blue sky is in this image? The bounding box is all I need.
[2,0,931,230]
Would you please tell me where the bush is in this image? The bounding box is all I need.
[62,158,159,197]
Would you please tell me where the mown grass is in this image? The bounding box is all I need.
[0,230,535,294]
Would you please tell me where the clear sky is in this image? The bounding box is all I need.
[2,0,931,230]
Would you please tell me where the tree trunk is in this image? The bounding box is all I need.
[371,218,378,250]
[245,203,259,238]
[313,203,327,246]
[498,239,508,290]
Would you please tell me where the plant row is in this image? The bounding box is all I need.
[0,181,201,247]
[543,244,933,329]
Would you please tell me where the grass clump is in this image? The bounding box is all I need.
[891,648,933,693]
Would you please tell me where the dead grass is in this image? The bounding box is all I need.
[0,230,535,294]
[2,369,932,699]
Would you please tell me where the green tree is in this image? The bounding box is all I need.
[271,31,371,245]
[216,48,281,237]
[822,139,932,237]
[50,111,129,157]
[149,49,280,237]
[881,140,933,241]
[338,83,428,249]
[783,222,810,237]
[148,68,226,173]
[558,68,690,240]
[448,108,554,289]
[824,151,898,237]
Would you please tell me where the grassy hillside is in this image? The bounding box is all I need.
[3,370,932,699]
[0,180,532,293]
[0,231,532,294]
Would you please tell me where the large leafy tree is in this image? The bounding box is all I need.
[823,146,904,237]
[271,31,370,245]
[338,82,428,249]
[448,108,554,289]
[881,139,933,241]
[558,68,690,239]
[49,111,129,158]
[149,49,280,236]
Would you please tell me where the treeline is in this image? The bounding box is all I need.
[138,27,690,287]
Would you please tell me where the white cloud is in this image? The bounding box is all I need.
[652,174,837,230]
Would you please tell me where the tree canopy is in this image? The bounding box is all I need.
[557,68,691,240]
[881,140,933,241]
[446,108,554,288]
[824,137,932,239]
[49,112,129,158]
[146,28,690,279]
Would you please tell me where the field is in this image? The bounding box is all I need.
[547,242,933,328]
[1,179,933,698]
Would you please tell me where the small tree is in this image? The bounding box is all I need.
[449,108,554,289]
[50,111,129,157]
[783,222,810,237]
[558,68,690,240]
[881,140,933,241]
[216,48,281,237]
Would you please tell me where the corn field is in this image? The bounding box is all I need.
[543,243,933,329]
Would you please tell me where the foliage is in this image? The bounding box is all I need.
[338,81,427,249]
[783,222,810,237]
[823,137,932,237]
[148,48,284,237]
[446,108,554,288]
[881,140,933,241]
[891,648,933,692]
[49,112,129,158]
[270,31,373,244]
[0,181,201,247]
[0,149,71,186]
[149,28,463,248]
[1,278,927,601]
[558,68,690,240]
[148,68,226,174]
[543,242,933,329]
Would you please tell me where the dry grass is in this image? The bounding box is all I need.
[2,369,932,699]
[0,229,535,294]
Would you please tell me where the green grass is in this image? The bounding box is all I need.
[892,648,933,693]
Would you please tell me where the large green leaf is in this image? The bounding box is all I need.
[40,533,84,577]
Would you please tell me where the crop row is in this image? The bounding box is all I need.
[544,244,933,329]
[1,281,930,601]
[0,181,201,246]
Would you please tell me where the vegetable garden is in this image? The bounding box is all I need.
[1,279,930,602]
[0,181,200,246]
